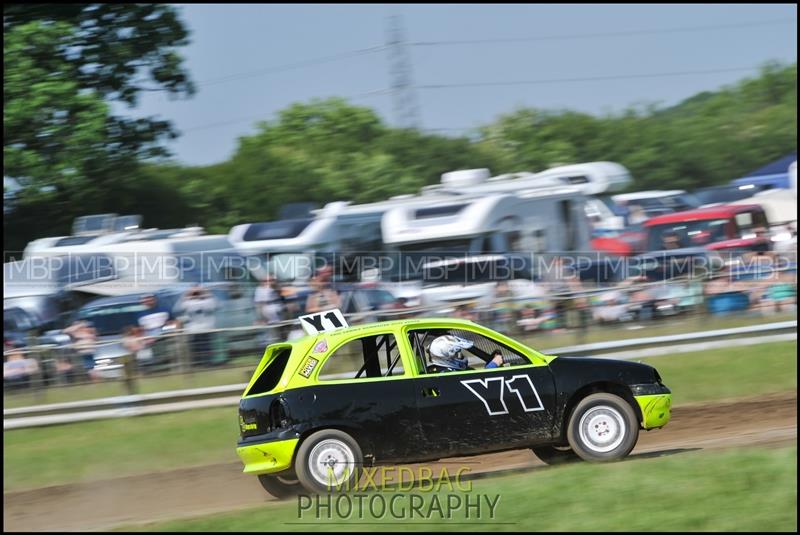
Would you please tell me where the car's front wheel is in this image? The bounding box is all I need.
[258,472,302,499]
[566,393,639,462]
[531,445,580,465]
[295,429,363,494]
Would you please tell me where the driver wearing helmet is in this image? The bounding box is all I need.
[427,335,505,373]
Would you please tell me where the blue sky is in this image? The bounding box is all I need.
[128,3,797,166]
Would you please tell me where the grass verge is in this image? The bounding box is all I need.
[121,445,797,532]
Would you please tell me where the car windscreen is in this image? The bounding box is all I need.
[56,254,116,287]
[176,252,252,284]
[4,307,34,333]
[385,240,477,282]
[242,219,313,241]
[422,259,514,286]
[647,219,730,250]
[397,239,473,256]
[78,302,150,336]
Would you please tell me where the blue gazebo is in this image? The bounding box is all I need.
[731,153,797,190]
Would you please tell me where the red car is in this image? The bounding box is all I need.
[643,204,771,253]
[592,204,772,256]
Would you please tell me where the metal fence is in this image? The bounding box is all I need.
[4,266,797,401]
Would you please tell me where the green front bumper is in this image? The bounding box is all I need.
[236,438,299,475]
[635,393,672,429]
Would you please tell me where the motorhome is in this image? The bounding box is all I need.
[69,233,253,297]
[383,188,590,255]
[380,187,592,306]
[23,215,207,291]
[228,198,439,285]
[429,163,631,234]
[23,214,204,262]
[488,161,631,196]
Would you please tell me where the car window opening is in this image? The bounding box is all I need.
[319,334,405,381]
[408,328,530,374]
[355,335,402,379]
[248,348,291,395]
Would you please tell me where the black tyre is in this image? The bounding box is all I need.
[531,445,580,466]
[566,393,639,462]
[258,472,302,499]
[295,429,363,494]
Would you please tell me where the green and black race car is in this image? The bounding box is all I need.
[236,311,672,498]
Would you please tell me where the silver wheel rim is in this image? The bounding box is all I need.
[308,439,355,487]
[578,405,626,453]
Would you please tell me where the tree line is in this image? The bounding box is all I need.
[4,5,797,254]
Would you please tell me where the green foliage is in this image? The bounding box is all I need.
[183,63,795,232]
[3,5,193,254]
[176,98,501,228]
[479,62,797,190]
[3,4,194,104]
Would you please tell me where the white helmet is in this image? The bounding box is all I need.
[428,335,474,371]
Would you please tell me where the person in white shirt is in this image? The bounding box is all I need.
[175,286,218,366]
[254,276,284,324]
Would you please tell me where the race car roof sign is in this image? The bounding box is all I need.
[299,308,349,335]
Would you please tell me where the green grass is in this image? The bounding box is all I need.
[121,445,798,532]
[642,340,797,404]
[527,310,796,350]
[2,363,256,409]
[3,340,796,493]
[4,311,794,409]
[2,407,240,492]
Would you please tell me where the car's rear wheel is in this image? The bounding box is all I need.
[258,472,302,499]
[531,445,580,465]
[566,393,639,462]
[295,429,363,494]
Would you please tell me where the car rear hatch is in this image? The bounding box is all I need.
[238,337,315,440]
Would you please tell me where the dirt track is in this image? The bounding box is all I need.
[4,391,797,532]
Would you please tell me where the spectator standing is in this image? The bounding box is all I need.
[121,326,146,394]
[64,320,98,382]
[4,340,39,390]
[304,265,341,314]
[254,275,285,324]
[493,281,514,331]
[137,293,179,368]
[54,357,75,385]
[137,294,175,337]
[547,256,589,339]
[175,285,218,366]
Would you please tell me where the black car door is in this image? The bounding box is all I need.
[410,329,558,458]
[300,331,424,462]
